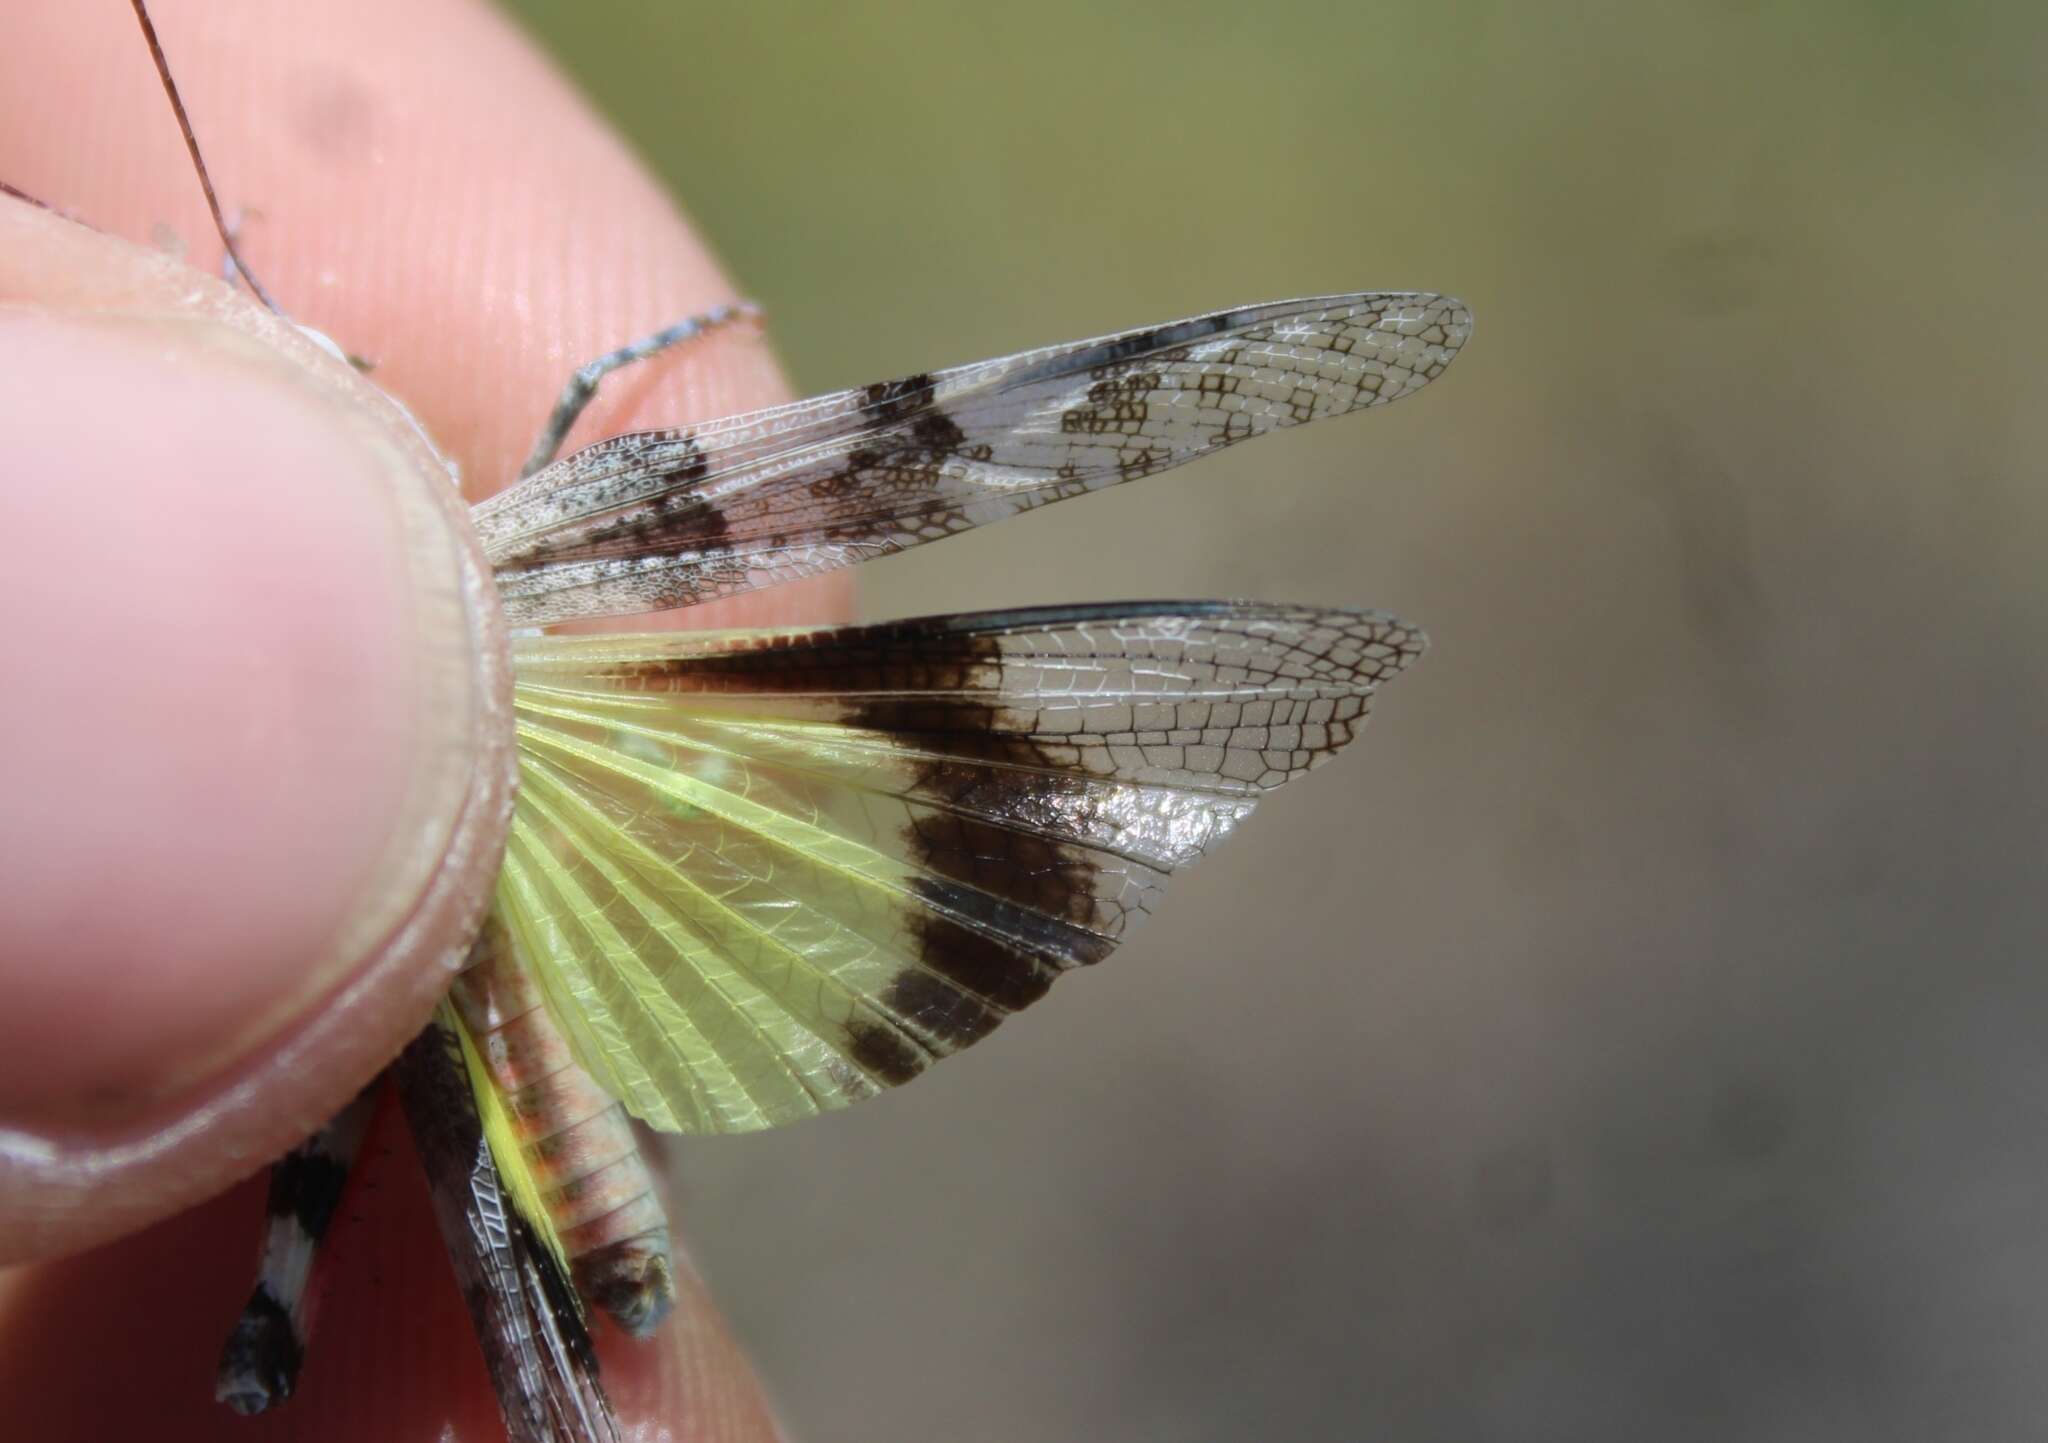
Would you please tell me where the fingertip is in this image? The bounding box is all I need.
[0,204,517,1263]
[0,1105,782,1443]
[0,306,446,1124]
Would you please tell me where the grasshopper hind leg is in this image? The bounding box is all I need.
[214,1082,383,1415]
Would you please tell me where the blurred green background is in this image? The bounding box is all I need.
[504,4,2048,1439]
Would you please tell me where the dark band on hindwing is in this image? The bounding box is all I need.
[597,622,1112,1081]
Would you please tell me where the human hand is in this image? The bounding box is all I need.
[0,1,840,1434]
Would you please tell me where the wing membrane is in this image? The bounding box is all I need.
[394,1008,622,1443]
[493,602,1424,1134]
[476,294,1469,625]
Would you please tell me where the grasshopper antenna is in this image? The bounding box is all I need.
[129,0,285,316]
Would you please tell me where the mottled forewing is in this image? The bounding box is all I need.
[494,602,1423,1134]
[394,1009,622,1443]
[476,294,1469,625]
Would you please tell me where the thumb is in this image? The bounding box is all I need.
[0,198,515,1261]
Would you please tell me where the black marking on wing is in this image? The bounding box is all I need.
[594,625,1101,1075]
[846,645,1116,1066]
[844,963,998,1084]
[558,601,1419,1095]
[862,372,940,427]
[843,635,1118,1072]
[517,434,722,565]
[813,377,982,511]
[591,624,1094,1076]
[477,293,1471,625]
[846,647,1099,915]
[1082,311,1236,370]
[503,597,1417,1129]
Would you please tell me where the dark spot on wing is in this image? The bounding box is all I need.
[599,616,1128,1082]
[910,407,970,453]
[595,615,1005,693]
[892,763,1101,923]
[879,966,1004,1049]
[836,634,1102,922]
[512,435,726,564]
[908,877,1108,1008]
[844,1015,930,1086]
[595,626,862,689]
[1087,309,1237,369]
[1062,369,1163,436]
[658,436,711,488]
[603,623,1103,913]
[848,633,1110,1062]
[803,372,992,520]
[862,373,938,427]
[843,884,1113,1070]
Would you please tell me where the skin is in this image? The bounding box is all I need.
[0,0,847,1435]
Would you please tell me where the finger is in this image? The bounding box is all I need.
[0,0,830,1436]
[0,1098,786,1442]
[0,197,516,1261]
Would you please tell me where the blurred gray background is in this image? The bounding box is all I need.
[505,3,2048,1439]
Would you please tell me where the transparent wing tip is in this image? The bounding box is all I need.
[1375,290,1473,359]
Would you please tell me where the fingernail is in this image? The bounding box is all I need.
[0,306,483,1126]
